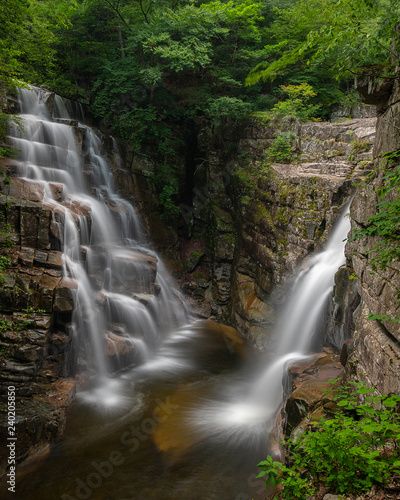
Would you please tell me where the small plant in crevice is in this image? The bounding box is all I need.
[0,317,12,332]
[351,138,372,155]
[257,380,400,499]
[0,107,24,159]
[0,210,15,249]
[0,307,46,334]
[0,255,11,286]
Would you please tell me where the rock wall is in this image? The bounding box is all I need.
[343,47,400,394]
[166,115,376,350]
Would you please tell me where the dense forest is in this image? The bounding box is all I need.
[1,0,399,222]
[1,0,399,141]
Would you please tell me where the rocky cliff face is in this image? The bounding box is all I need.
[343,60,400,394]
[0,175,77,475]
[163,115,375,350]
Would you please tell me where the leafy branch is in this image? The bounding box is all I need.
[257,381,400,499]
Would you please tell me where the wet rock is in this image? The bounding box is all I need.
[340,339,354,366]
[0,379,75,477]
[213,263,232,304]
[233,278,275,349]
[20,206,40,248]
[9,178,45,203]
[322,265,361,351]
[48,182,63,201]
[285,349,343,435]
[90,248,157,295]
[184,250,205,272]
[38,274,62,312]
[203,320,247,356]
[104,331,135,357]
[185,296,212,319]
[33,250,63,269]
[53,277,78,312]
[19,247,35,267]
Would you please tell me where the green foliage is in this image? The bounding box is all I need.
[0,211,15,249]
[0,256,11,271]
[0,318,12,332]
[0,110,10,159]
[205,97,252,126]
[270,83,321,121]
[267,132,296,163]
[158,184,181,221]
[0,102,25,159]
[71,0,271,146]
[0,255,11,286]
[0,0,58,86]
[245,0,400,119]
[150,162,181,222]
[246,0,399,86]
[258,381,400,499]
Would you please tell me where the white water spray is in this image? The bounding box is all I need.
[8,85,189,381]
[191,206,351,436]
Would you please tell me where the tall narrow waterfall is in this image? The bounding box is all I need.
[189,206,351,440]
[7,86,188,377]
[248,205,351,417]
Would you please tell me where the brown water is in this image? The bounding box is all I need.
[1,322,271,500]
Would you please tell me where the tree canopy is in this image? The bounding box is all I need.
[1,0,399,147]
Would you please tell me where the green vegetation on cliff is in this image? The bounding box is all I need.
[1,0,399,218]
[258,381,400,499]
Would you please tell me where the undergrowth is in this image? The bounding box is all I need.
[257,380,400,499]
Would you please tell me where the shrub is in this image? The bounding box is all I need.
[270,83,321,122]
[257,381,400,499]
[267,132,296,163]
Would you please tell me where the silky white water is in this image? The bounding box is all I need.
[188,205,351,438]
[7,86,189,381]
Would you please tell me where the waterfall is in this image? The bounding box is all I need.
[189,205,351,439]
[7,86,188,378]
[248,204,351,410]
[2,87,355,500]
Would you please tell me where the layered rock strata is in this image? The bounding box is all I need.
[174,115,376,349]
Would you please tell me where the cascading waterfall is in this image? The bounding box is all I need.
[3,85,353,500]
[7,86,188,379]
[188,204,351,442]
[248,205,351,413]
